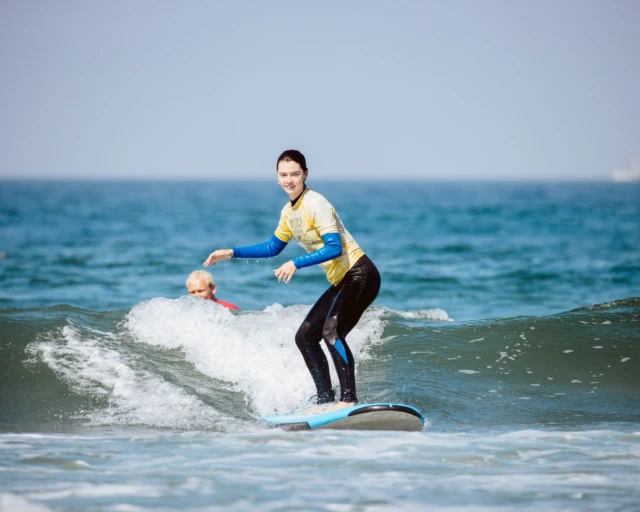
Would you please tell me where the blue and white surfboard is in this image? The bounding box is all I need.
[265,403,424,432]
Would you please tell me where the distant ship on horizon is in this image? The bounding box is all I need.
[611,160,640,182]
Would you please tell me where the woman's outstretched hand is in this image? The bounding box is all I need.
[274,260,297,283]
[203,249,234,267]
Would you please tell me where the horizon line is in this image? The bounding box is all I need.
[0,176,618,183]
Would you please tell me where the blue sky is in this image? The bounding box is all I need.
[1,1,638,180]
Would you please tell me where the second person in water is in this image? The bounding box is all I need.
[203,149,380,411]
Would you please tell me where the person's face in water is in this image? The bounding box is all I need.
[277,159,307,200]
[187,278,215,300]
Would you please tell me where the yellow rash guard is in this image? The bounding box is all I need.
[274,189,364,286]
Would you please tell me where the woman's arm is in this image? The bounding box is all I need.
[233,234,287,259]
[292,232,342,269]
[273,232,342,283]
[203,235,287,267]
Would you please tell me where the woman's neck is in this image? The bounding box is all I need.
[290,185,307,206]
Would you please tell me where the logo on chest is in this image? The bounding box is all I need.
[290,216,303,237]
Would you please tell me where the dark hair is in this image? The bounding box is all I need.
[277,149,308,171]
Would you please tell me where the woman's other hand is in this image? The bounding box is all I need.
[203,249,233,267]
[274,260,297,283]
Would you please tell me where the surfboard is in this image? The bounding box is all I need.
[265,403,424,432]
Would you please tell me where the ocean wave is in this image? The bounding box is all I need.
[1,298,638,432]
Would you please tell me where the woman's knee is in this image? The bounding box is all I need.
[322,316,339,345]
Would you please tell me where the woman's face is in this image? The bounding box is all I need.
[277,160,307,200]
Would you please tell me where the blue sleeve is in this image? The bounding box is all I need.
[232,234,287,259]
[292,233,342,269]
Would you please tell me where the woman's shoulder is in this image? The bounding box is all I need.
[303,189,333,209]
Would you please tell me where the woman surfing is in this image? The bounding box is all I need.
[203,149,381,412]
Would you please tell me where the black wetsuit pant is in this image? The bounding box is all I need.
[295,255,381,404]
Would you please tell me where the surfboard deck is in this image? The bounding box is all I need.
[265,403,424,432]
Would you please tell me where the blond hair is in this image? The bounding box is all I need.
[186,270,215,289]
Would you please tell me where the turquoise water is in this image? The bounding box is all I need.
[1,181,639,511]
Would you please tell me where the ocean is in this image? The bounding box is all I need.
[1,180,639,511]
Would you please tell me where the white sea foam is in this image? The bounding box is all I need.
[2,429,638,511]
[391,307,454,321]
[27,322,229,429]
[30,483,160,500]
[124,297,385,417]
[0,494,52,512]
